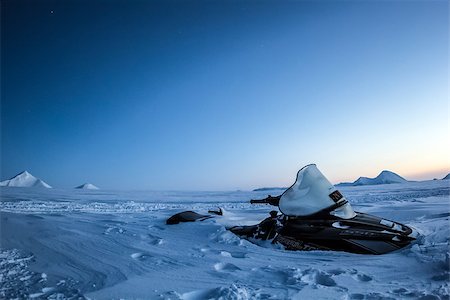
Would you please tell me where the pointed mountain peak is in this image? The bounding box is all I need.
[75,183,99,190]
[17,170,32,177]
[379,170,393,174]
[0,171,52,188]
[378,170,401,177]
[375,170,406,181]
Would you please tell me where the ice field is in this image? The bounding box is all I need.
[1,180,449,299]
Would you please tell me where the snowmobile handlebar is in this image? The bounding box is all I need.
[250,195,281,206]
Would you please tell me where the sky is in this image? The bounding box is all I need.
[1,0,449,190]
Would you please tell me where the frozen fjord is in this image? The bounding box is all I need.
[0,180,449,299]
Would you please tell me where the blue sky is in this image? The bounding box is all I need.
[1,0,448,190]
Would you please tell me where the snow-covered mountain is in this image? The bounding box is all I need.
[442,173,450,180]
[75,183,99,190]
[337,170,408,186]
[0,171,52,188]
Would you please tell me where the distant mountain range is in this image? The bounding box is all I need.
[1,170,448,190]
[255,170,450,190]
[0,171,99,189]
[336,170,408,187]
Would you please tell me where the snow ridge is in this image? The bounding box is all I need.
[0,171,52,188]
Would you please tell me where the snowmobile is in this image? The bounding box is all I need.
[167,164,417,254]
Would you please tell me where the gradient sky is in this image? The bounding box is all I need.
[1,0,448,190]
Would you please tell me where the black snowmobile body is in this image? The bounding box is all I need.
[167,205,416,254]
[229,210,415,255]
[166,209,222,225]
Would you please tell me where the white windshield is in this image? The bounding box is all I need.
[279,164,356,219]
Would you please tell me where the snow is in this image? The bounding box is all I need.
[1,180,449,299]
[253,187,287,192]
[338,170,408,186]
[75,183,99,190]
[0,171,52,188]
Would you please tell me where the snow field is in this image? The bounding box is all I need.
[0,180,449,299]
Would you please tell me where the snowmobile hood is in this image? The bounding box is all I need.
[279,164,356,219]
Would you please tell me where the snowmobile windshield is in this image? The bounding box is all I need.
[279,164,356,219]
